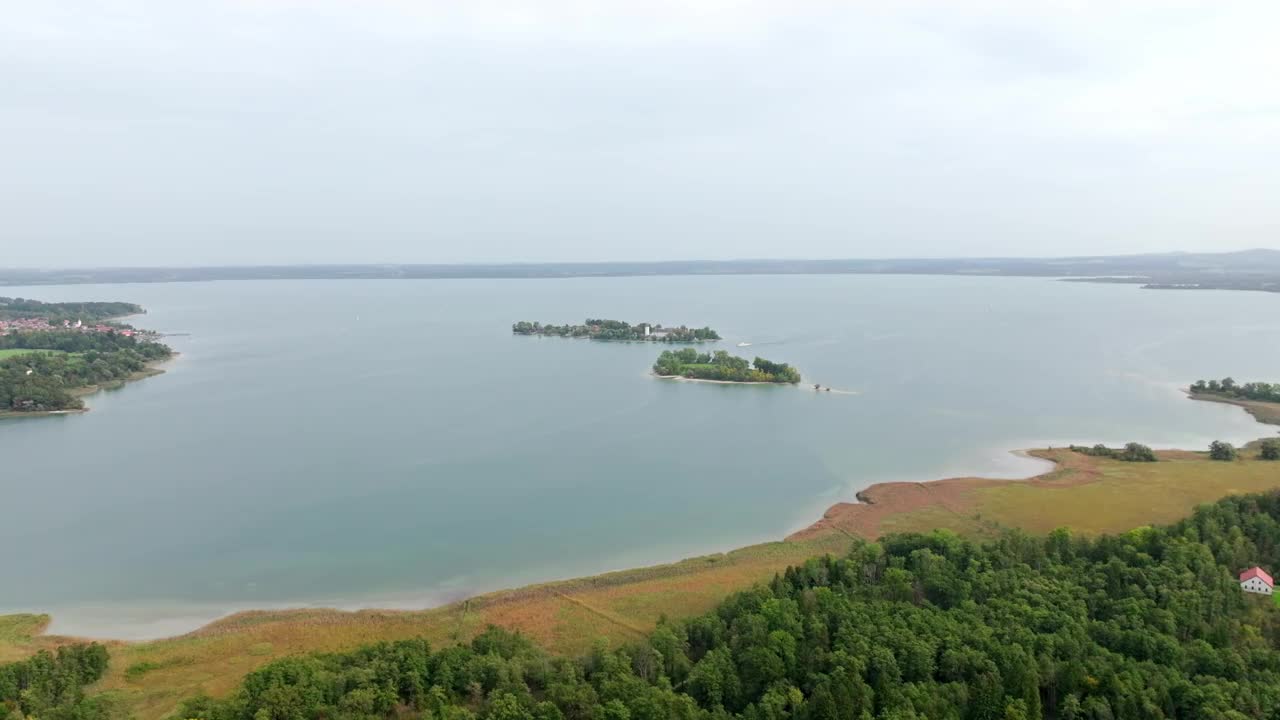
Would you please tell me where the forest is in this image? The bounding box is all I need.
[175,491,1280,720]
[513,320,720,342]
[0,297,142,323]
[1191,378,1280,404]
[0,643,110,720]
[0,331,173,413]
[653,349,801,384]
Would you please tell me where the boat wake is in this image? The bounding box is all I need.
[808,385,859,395]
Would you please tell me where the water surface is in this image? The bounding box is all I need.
[1,276,1277,638]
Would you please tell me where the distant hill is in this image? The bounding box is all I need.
[2,250,1279,292]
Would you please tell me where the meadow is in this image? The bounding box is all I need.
[0,348,65,359]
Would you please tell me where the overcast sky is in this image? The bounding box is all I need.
[2,1,1277,267]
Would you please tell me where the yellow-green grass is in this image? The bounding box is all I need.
[56,535,850,720]
[0,348,66,359]
[7,434,1280,718]
[0,614,54,663]
[877,442,1280,538]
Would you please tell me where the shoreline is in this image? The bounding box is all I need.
[4,447,1233,642]
[517,333,721,340]
[1,307,173,420]
[653,373,856,393]
[652,373,798,386]
[10,399,1280,720]
[0,355,176,420]
[788,446,1076,542]
[1185,390,1280,428]
[8,445,1058,643]
[9,391,1280,645]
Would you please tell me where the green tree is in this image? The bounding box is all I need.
[1209,440,1238,461]
[1119,442,1157,462]
[486,693,534,720]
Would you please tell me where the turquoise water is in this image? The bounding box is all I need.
[1,275,1277,638]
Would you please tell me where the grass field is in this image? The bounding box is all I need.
[875,442,1280,538]
[5,405,1280,720]
[0,348,66,359]
[0,614,51,663]
[64,535,852,720]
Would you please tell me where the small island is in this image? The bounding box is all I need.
[653,348,801,384]
[513,319,719,342]
[1,297,173,416]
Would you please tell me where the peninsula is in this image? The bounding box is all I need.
[1191,376,1280,404]
[653,348,801,383]
[1189,377,1280,426]
[0,296,144,324]
[513,318,719,342]
[0,298,172,416]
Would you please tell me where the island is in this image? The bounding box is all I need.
[653,348,801,383]
[513,318,720,342]
[0,297,173,416]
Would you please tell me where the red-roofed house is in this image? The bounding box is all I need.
[1240,567,1273,595]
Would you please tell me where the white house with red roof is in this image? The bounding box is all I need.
[1239,567,1273,595]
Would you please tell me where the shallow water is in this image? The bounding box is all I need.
[1,275,1276,638]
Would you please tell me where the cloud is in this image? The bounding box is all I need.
[0,0,1277,265]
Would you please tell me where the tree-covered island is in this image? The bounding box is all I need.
[653,348,801,384]
[1,299,172,415]
[513,319,720,342]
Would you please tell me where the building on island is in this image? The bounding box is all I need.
[1239,567,1273,595]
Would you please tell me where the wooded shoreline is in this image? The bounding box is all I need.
[0,357,175,420]
[0,300,174,418]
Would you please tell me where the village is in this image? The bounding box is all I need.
[0,316,145,338]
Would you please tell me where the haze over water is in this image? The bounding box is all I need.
[2,275,1277,639]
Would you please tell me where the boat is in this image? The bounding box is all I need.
[736,342,752,347]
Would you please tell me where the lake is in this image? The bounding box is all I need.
[2,275,1278,638]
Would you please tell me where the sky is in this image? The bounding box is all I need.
[1,1,1278,267]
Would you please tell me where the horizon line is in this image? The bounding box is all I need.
[3,248,1278,273]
